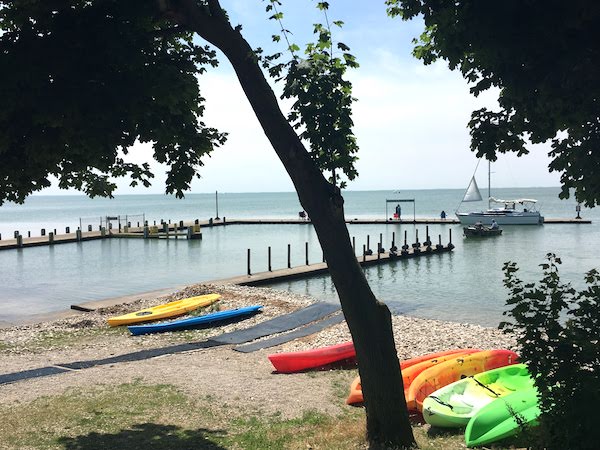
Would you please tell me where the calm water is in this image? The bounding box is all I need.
[0,189,598,326]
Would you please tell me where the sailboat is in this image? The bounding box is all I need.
[456,161,544,225]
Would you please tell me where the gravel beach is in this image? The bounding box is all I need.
[0,283,518,418]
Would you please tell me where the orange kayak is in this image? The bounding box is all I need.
[407,349,519,411]
[346,348,478,405]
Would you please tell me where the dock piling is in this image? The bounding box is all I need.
[363,245,366,263]
[305,242,309,265]
[49,232,54,245]
[287,244,291,268]
[352,236,355,254]
[17,234,23,247]
[268,246,272,272]
[247,249,251,275]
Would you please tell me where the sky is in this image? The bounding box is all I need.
[46,0,561,195]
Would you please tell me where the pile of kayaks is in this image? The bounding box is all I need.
[106,293,262,335]
[269,344,539,447]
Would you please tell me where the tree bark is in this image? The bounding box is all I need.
[164,1,417,448]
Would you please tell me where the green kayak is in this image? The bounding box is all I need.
[422,363,533,428]
[465,387,541,447]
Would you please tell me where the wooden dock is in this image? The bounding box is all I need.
[212,243,454,287]
[0,216,591,251]
[67,243,454,313]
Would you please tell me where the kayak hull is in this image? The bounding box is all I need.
[127,305,262,335]
[346,348,479,405]
[408,349,519,411]
[107,294,221,327]
[465,388,540,447]
[422,363,533,428]
[268,341,356,373]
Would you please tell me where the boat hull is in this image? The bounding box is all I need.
[463,226,502,237]
[457,212,543,225]
[107,294,221,327]
[422,364,533,428]
[346,348,477,405]
[407,349,520,411]
[127,305,262,335]
[465,388,540,447]
[269,341,356,373]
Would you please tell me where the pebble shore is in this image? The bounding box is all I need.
[0,283,517,357]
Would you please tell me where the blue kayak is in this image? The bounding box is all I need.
[128,305,263,335]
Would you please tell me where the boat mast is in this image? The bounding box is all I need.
[488,160,491,209]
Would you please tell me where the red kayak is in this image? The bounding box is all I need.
[268,341,356,373]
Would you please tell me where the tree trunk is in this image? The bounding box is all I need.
[165,2,417,448]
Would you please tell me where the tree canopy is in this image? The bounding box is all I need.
[387,0,600,207]
[0,0,225,204]
[1,2,417,448]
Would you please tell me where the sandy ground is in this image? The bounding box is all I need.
[0,284,518,419]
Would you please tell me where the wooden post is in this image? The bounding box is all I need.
[379,233,383,250]
[367,234,370,252]
[144,226,149,239]
[287,244,291,268]
[187,227,192,239]
[247,249,251,276]
[305,242,309,265]
[16,234,23,247]
[27,231,31,238]
[268,246,272,271]
[49,232,54,245]
[76,229,82,241]
[404,230,407,246]
[392,231,395,248]
[377,243,381,260]
[363,244,366,263]
[352,236,355,254]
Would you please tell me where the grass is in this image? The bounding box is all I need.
[0,380,523,450]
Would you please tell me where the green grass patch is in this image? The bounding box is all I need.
[0,381,520,449]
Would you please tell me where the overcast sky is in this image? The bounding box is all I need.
[47,0,561,195]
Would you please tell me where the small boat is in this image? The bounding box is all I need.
[456,160,544,225]
[107,293,221,327]
[465,387,540,447]
[422,363,534,428]
[346,348,477,405]
[407,349,519,412]
[127,305,262,335]
[268,341,356,373]
[463,225,503,237]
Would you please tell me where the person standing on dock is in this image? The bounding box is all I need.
[440,210,446,220]
[395,204,401,220]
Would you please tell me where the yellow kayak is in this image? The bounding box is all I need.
[107,294,220,327]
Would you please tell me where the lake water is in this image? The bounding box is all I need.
[0,188,598,327]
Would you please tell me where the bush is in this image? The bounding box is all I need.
[501,253,600,450]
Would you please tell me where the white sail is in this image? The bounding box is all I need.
[462,176,483,202]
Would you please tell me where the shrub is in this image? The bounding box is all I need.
[501,253,600,450]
